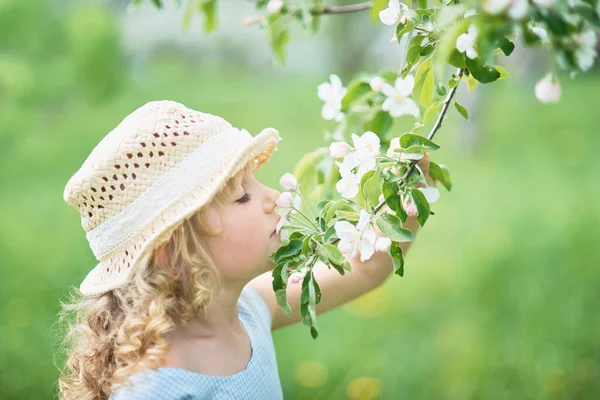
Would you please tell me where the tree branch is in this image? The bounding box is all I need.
[312,1,373,15]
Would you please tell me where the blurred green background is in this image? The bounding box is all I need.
[1,0,599,399]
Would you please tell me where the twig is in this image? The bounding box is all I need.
[311,2,373,15]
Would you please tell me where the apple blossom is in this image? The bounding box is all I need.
[418,187,440,203]
[266,0,283,15]
[329,141,352,158]
[375,236,392,252]
[317,74,347,122]
[381,75,419,118]
[574,29,598,72]
[369,76,386,92]
[279,173,298,191]
[379,0,410,26]
[456,25,479,59]
[535,75,561,103]
[334,209,378,262]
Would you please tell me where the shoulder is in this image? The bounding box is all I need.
[240,284,272,329]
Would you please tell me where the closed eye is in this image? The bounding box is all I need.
[236,193,252,204]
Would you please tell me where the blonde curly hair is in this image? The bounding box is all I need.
[57,161,256,400]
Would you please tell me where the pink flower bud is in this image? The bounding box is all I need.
[402,200,418,217]
[276,192,294,208]
[329,142,351,159]
[279,173,297,191]
[291,274,303,284]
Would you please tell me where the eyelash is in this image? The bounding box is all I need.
[236,193,251,204]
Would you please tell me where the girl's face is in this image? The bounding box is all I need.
[205,169,282,282]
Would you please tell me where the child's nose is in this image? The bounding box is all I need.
[265,187,281,213]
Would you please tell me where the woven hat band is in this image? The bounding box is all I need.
[86,127,252,259]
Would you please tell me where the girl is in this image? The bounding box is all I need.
[58,100,433,399]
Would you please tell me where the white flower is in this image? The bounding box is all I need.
[334,209,378,262]
[530,25,549,44]
[507,0,528,19]
[483,0,510,15]
[484,0,528,19]
[266,0,283,15]
[381,75,419,118]
[329,141,352,158]
[574,29,598,72]
[351,131,380,173]
[275,192,301,233]
[418,187,440,203]
[317,74,347,122]
[369,76,386,92]
[335,167,361,199]
[279,173,297,191]
[374,236,392,252]
[535,75,561,103]
[276,192,294,208]
[464,9,477,18]
[379,0,409,26]
[456,25,478,59]
[532,0,554,8]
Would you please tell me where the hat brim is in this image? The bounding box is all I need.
[79,127,280,295]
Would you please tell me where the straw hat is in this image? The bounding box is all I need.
[64,100,281,295]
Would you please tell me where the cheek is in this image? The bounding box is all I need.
[208,209,270,274]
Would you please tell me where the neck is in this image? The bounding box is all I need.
[172,279,249,340]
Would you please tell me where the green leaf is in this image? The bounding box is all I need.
[199,0,217,33]
[429,161,452,191]
[399,133,440,151]
[494,65,510,79]
[318,244,351,273]
[464,56,501,84]
[423,101,443,125]
[390,242,405,276]
[302,235,313,256]
[293,147,329,208]
[272,239,303,263]
[572,4,600,27]
[363,111,393,137]
[498,37,515,56]
[382,181,408,223]
[361,169,383,206]
[316,199,331,214]
[270,26,289,63]
[276,289,291,316]
[542,8,570,35]
[410,188,430,227]
[454,100,468,120]
[341,81,371,112]
[396,17,418,43]
[448,49,467,68]
[335,210,360,222]
[466,73,479,92]
[413,57,435,108]
[151,0,164,8]
[406,35,426,67]
[375,213,414,242]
